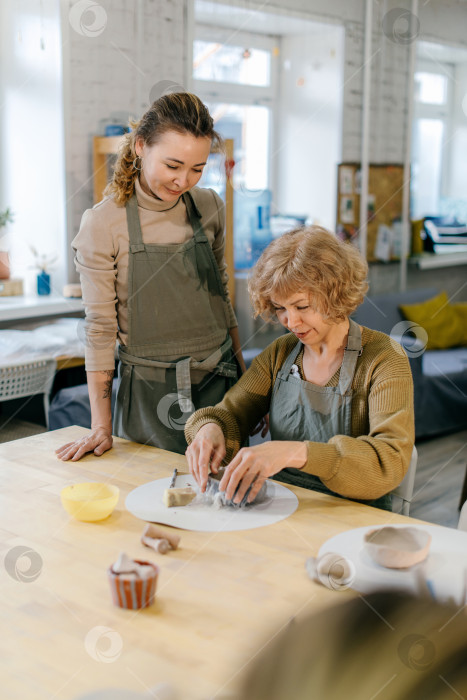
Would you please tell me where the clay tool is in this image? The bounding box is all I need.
[141,523,180,552]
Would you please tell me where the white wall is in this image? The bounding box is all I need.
[60,0,467,300]
[0,0,187,290]
[341,1,412,164]
[275,25,344,228]
[205,0,467,166]
[3,0,467,295]
[0,0,67,295]
[417,0,467,47]
[63,0,186,281]
[204,0,364,25]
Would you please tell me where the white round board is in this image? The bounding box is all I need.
[125,474,299,532]
[319,523,467,605]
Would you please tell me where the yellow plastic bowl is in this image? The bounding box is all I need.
[60,482,119,522]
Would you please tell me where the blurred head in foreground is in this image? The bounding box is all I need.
[235,591,467,700]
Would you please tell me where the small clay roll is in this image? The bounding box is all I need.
[145,537,170,554]
[141,534,170,554]
[142,523,180,550]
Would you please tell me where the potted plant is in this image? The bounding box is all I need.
[0,207,14,280]
[29,245,58,295]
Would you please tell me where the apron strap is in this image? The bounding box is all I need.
[176,357,193,412]
[175,337,237,411]
[182,191,205,241]
[338,318,362,395]
[183,190,228,302]
[119,335,237,411]
[125,193,145,250]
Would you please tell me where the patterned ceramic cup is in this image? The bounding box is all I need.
[107,560,159,609]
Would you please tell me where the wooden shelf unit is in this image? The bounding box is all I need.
[92,135,124,204]
[336,162,404,261]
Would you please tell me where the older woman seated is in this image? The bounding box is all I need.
[185,226,414,511]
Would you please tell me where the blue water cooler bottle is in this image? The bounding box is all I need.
[234,189,272,269]
[251,200,272,264]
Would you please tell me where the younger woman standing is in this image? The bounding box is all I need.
[57,93,244,460]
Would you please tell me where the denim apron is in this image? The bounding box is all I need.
[269,319,392,510]
[113,190,238,454]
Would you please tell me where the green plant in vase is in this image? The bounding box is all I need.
[0,207,14,280]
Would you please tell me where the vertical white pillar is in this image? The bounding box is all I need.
[359,0,373,261]
[400,0,419,291]
[184,0,195,92]
[136,0,144,111]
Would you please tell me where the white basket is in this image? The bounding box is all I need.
[0,358,57,429]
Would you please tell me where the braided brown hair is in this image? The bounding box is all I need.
[104,93,222,206]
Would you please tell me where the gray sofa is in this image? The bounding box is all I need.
[352,287,467,439]
[49,379,118,431]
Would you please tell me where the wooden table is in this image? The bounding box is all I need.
[55,355,85,372]
[1,426,423,700]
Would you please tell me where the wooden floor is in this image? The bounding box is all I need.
[410,429,467,528]
[1,415,466,529]
[0,417,48,444]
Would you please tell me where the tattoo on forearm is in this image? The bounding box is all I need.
[100,370,114,399]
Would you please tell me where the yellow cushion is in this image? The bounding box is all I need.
[452,302,467,346]
[411,219,425,255]
[399,291,465,350]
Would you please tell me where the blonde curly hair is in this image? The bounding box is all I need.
[104,92,222,206]
[248,226,368,323]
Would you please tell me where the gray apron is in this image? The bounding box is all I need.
[269,319,392,510]
[113,190,238,454]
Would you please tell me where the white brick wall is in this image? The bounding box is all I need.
[63,0,467,297]
[341,6,411,164]
[65,0,186,257]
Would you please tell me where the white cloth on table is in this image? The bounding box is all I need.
[0,319,85,363]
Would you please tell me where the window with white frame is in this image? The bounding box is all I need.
[193,25,277,196]
[193,25,278,268]
[411,57,452,219]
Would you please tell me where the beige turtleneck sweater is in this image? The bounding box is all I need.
[72,180,237,371]
[185,328,415,500]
